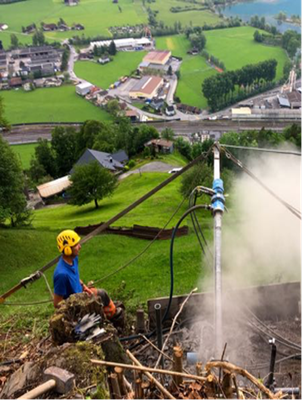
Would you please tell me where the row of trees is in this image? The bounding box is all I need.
[93,41,117,57]
[201,50,225,70]
[202,59,277,110]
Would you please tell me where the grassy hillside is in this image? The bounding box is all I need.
[156,29,289,107]
[74,52,146,89]
[11,143,38,170]
[31,173,190,230]
[1,85,111,124]
[0,171,213,320]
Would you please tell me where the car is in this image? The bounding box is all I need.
[222,115,230,119]
[168,167,183,174]
[208,116,217,120]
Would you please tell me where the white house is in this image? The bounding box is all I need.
[76,81,93,96]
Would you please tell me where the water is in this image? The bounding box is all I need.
[222,0,301,33]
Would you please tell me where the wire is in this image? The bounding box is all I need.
[219,144,301,156]
[219,145,301,220]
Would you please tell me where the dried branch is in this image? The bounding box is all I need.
[206,361,282,399]
[154,287,197,369]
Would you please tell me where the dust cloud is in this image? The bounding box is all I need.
[190,144,301,364]
[221,144,301,289]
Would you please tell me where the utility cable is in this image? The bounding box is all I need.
[218,144,301,220]
[219,144,301,156]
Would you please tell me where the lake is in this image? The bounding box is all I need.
[222,0,301,33]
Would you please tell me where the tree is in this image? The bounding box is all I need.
[68,161,117,209]
[34,138,57,178]
[175,137,192,160]
[253,30,263,43]
[106,99,120,116]
[10,34,19,49]
[51,126,78,177]
[108,40,117,56]
[167,65,173,76]
[32,29,45,46]
[0,135,31,227]
[161,128,175,141]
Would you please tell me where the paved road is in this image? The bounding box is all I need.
[119,161,175,180]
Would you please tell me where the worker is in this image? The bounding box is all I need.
[53,229,121,323]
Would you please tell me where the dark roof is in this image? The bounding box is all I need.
[71,149,124,173]
[110,150,129,163]
[167,105,174,111]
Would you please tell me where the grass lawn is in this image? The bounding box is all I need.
[156,29,289,108]
[204,26,288,80]
[10,143,38,170]
[1,85,111,124]
[0,0,147,49]
[149,0,220,28]
[74,52,146,89]
[31,173,190,231]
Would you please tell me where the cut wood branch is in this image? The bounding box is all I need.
[91,358,207,382]
[206,361,282,399]
[126,350,176,400]
[154,287,197,369]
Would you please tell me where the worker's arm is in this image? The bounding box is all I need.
[80,279,94,295]
[53,293,64,308]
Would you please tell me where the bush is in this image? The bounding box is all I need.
[127,159,136,169]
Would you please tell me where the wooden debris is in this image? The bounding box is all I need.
[110,372,121,399]
[173,346,183,386]
[206,360,281,399]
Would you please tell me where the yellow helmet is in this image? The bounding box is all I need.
[57,230,81,256]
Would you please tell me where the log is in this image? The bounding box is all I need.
[110,373,121,399]
[173,346,183,386]
[206,361,281,399]
[114,367,127,396]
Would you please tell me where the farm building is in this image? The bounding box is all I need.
[37,176,71,201]
[145,139,174,154]
[90,37,152,51]
[76,82,94,96]
[71,149,127,173]
[143,50,171,66]
[129,76,163,100]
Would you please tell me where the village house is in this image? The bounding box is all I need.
[71,149,128,174]
[145,139,174,154]
[124,109,140,122]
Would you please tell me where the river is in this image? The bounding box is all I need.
[222,0,301,33]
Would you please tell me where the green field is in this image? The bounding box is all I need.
[0,0,147,48]
[11,143,38,169]
[204,26,288,80]
[0,0,220,49]
[1,85,111,124]
[156,29,289,107]
[148,0,220,28]
[74,52,146,89]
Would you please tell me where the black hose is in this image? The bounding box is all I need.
[162,204,212,324]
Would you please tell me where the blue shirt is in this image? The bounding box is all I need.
[53,256,83,299]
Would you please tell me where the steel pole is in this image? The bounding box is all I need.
[212,145,224,356]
